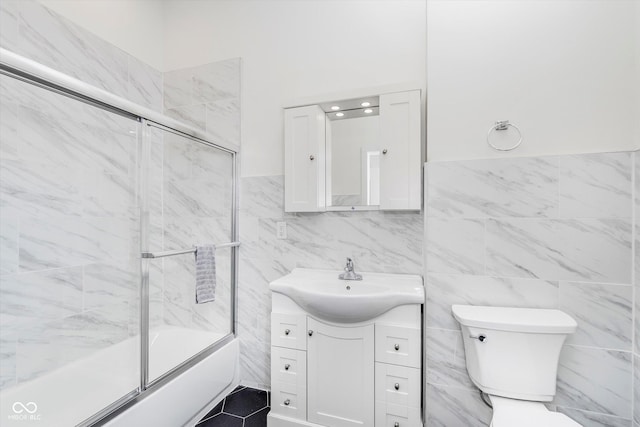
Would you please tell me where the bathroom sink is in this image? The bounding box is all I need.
[269,268,424,323]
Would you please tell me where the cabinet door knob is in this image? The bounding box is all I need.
[309,154,315,160]
[284,364,290,370]
[382,148,388,155]
[308,330,314,336]
[284,329,291,335]
[284,399,291,406]
[394,344,400,351]
[394,383,400,390]
[394,423,399,427]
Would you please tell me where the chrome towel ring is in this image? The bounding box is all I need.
[487,120,522,151]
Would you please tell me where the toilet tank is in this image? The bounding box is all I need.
[451,305,577,402]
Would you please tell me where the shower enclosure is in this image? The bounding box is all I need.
[0,49,239,426]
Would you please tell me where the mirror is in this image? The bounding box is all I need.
[284,89,421,213]
[323,97,381,208]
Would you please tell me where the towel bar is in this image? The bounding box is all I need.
[141,241,241,259]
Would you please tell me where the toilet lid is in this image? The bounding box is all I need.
[492,408,582,427]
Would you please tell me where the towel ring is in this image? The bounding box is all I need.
[487,120,522,151]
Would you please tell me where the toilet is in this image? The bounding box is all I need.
[451,305,583,427]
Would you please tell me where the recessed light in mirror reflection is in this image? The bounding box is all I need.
[331,106,340,111]
[364,109,373,114]
[361,102,371,107]
[335,112,344,117]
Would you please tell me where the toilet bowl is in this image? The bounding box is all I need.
[489,395,581,427]
[451,305,583,427]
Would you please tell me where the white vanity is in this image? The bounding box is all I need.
[267,268,424,427]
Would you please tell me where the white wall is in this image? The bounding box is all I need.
[163,0,427,177]
[427,0,640,161]
[38,0,165,70]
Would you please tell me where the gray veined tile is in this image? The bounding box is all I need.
[83,262,139,312]
[239,175,285,219]
[0,267,83,328]
[559,282,632,350]
[0,0,19,52]
[425,328,473,389]
[206,98,241,146]
[0,327,16,390]
[192,58,241,103]
[557,407,632,427]
[634,354,640,425]
[556,345,632,418]
[426,218,484,275]
[634,150,640,218]
[163,68,193,110]
[0,209,19,275]
[486,218,632,283]
[18,1,129,98]
[426,383,492,427]
[426,273,558,330]
[425,156,558,218]
[166,104,207,131]
[0,96,18,159]
[127,55,163,112]
[559,152,632,219]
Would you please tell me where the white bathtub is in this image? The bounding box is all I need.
[0,327,239,427]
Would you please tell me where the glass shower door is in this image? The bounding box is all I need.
[0,74,141,426]
[144,124,235,383]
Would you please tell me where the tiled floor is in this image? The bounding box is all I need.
[196,386,270,427]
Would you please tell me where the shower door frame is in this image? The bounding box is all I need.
[0,48,240,427]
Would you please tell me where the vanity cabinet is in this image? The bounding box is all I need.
[284,89,422,212]
[268,304,423,427]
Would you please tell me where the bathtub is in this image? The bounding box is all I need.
[0,327,239,427]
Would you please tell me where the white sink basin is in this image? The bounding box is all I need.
[269,268,424,323]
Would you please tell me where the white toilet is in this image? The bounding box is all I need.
[451,305,583,427]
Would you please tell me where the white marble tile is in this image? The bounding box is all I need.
[127,55,163,112]
[239,175,285,220]
[425,327,473,389]
[559,152,632,218]
[83,262,138,312]
[80,170,136,218]
[163,68,192,110]
[166,104,206,130]
[0,267,83,328]
[556,345,632,418]
[557,407,632,427]
[634,150,640,218]
[559,282,632,350]
[192,58,240,103]
[426,218,484,274]
[18,1,129,97]
[0,210,19,275]
[426,156,558,218]
[0,96,18,159]
[16,305,129,383]
[206,98,241,146]
[0,0,18,52]
[0,328,16,390]
[426,273,558,330]
[426,383,492,427]
[486,219,632,283]
[634,354,640,425]
[635,275,640,355]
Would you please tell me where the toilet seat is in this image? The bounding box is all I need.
[489,395,582,427]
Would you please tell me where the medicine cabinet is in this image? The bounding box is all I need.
[284,89,422,212]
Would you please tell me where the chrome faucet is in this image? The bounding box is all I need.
[338,257,362,281]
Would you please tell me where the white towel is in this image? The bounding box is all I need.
[195,244,216,304]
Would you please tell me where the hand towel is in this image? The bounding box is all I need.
[195,244,216,304]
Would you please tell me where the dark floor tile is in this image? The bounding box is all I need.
[199,400,224,423]
[198,413,243,427]
[223,388,269,417]
[244,407,270,427]
[229,385,246,395]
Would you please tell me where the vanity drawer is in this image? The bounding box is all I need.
[272,313,307,350]
[375,325,421,368]
[271,380,307,420]
[375,363,421,408]
[375,402,422,427]
[271,346,307,386]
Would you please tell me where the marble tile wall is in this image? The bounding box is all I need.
[634,150,639,427]
[0,0,162,391]
[425,152,636,427]
[237,175,424,389]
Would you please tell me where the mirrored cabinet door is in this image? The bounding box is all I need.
[284,89,421,212]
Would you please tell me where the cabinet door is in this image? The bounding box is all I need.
[379,90,421,210]
[284,105,326,212]
[307,318,374,427]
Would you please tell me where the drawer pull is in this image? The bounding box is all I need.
[284,363,291,371]
[394,383,400,390]
[308,330,314,337]
[284,399,291,406]
[394,344,400,351]
[284,329,291,335]
[394,423,399,427]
